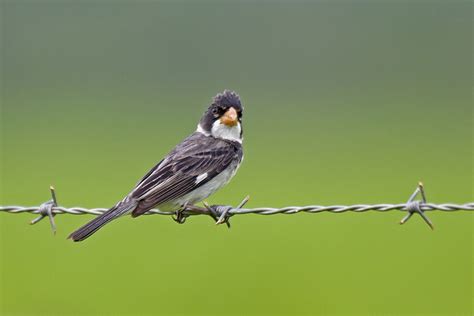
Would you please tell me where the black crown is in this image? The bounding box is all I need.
[212,90,241,108]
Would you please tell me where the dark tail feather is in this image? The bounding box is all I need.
[68,201,136,242]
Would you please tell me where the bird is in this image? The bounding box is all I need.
[68,90,244,242]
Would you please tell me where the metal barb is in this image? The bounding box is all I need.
[400,182,434,230]
[30,186,58,234]
[202,201,219,223]
[214,195,250,228]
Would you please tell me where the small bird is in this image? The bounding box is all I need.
[69,90,244,241]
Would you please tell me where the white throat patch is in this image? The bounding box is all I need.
[211,120,242,143]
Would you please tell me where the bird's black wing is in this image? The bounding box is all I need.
[130,133,242,217]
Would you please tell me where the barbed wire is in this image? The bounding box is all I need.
[1,183,473,234]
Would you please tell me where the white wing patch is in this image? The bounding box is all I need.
[195,173,208,184]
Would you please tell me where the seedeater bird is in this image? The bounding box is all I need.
[69,90,244,242]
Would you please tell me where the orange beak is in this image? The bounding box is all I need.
[220,107,238,127]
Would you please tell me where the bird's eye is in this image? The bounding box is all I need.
[212,107,219,116]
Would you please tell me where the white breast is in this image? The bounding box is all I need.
[173,159,241,206]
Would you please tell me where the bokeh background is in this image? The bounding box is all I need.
[1,1,472,315]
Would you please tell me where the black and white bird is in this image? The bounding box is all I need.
[69,90,244,242]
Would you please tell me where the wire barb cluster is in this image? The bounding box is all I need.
[1,183,473,234]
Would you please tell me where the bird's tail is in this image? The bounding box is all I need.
[68,199,137,242]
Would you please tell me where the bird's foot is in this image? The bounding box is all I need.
[172,203,190,224]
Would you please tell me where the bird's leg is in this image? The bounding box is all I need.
[172,196,250,227]
[172,202,189,224]
[172,202,211,224]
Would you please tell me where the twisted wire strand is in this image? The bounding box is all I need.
[1,184,473,233]
[1,203,473,216]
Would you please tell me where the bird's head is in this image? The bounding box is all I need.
[197,90,243,143]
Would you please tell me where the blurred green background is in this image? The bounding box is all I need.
[1,1,472,315]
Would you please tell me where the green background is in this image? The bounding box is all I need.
[1,1,472,315]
